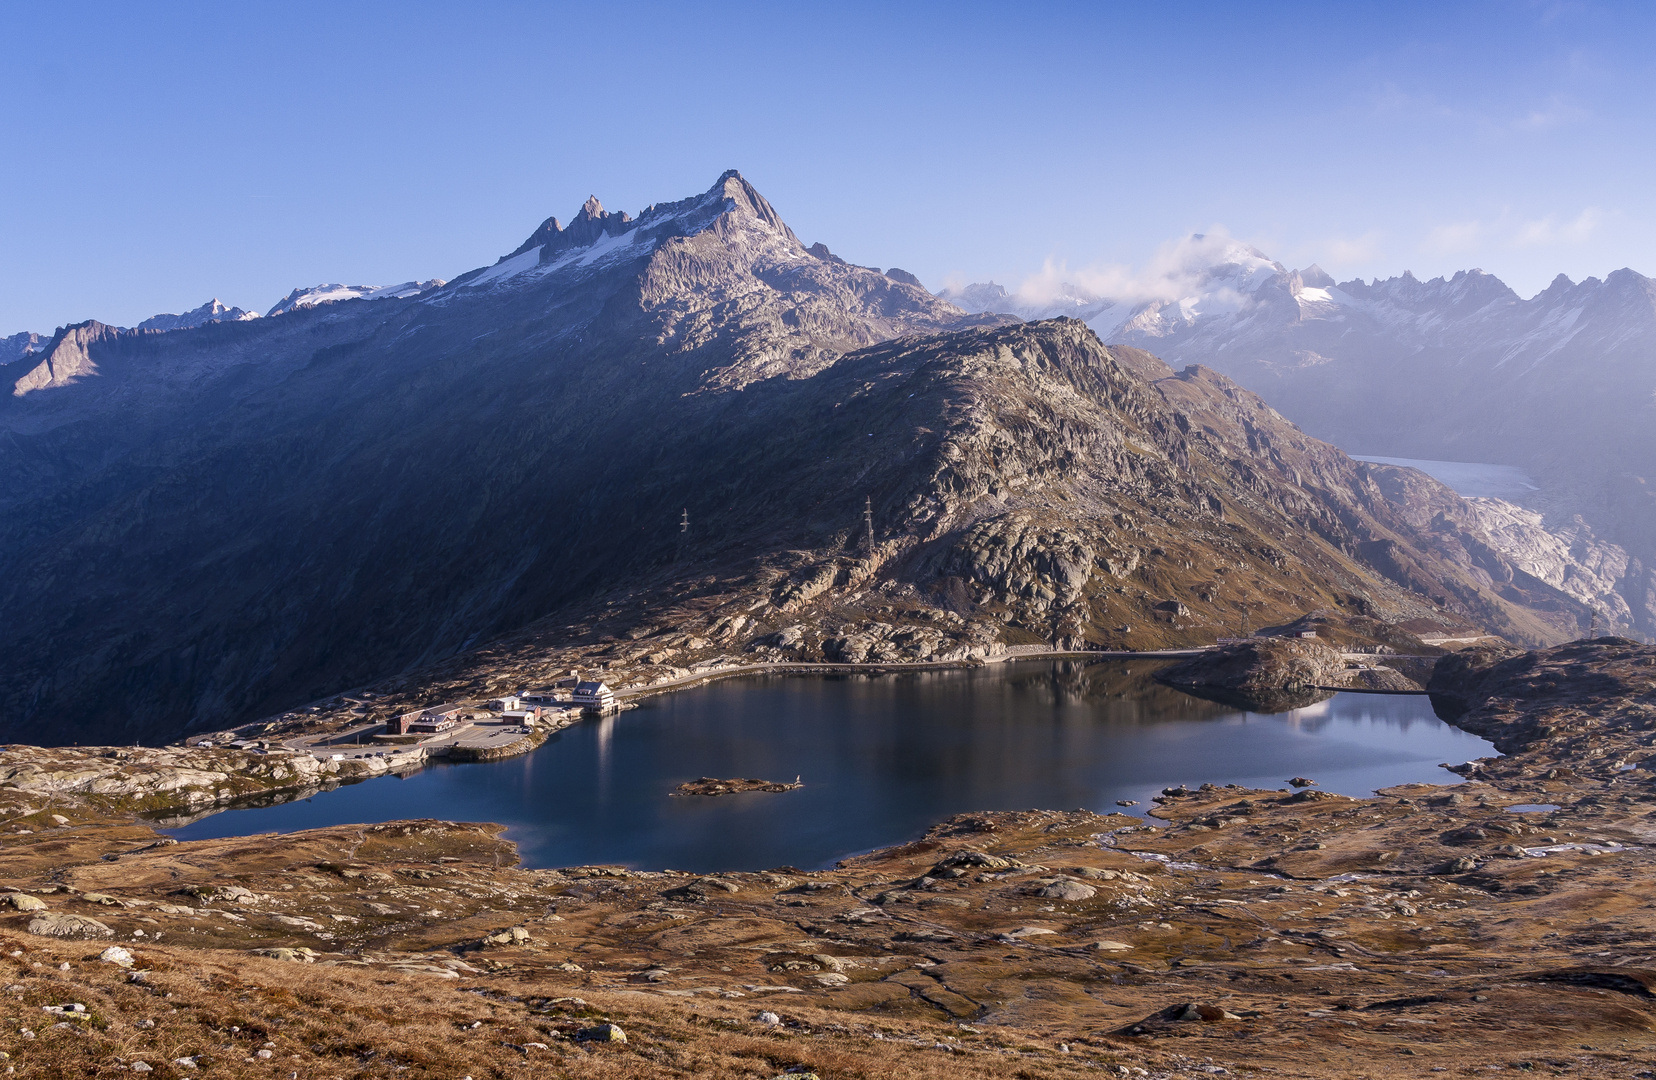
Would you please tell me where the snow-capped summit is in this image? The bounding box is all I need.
[266,280,445,317]
[443,170,803,295]
[137,299,259,333]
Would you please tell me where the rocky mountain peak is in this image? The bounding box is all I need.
[709,169,797,242]
[493,170,795,273]
[1,330,50,365]
[136,298,258,333]
[1297,264,1336,289]
[10,320,121,397]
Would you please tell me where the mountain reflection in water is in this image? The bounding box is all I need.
[163,661,1494,872]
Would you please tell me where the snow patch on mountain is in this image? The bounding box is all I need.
[267,280,444,317]
[137,299,259,333]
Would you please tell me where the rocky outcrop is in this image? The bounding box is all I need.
[1425,637,1656,770]
[9,321,117,396]
[1425,642,1529,720]
[1156,638,1345,712]
[1344,665,1424,691]
[0,744,404,810]
[26,912,113,938]
[671,777,802,797]
[1464,497,1634,627]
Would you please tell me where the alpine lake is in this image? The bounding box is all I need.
[162,660,1493,873]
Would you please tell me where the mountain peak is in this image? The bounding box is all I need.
[486,171,800,279]
[1298,264,1336,289]
[137,298,258,333]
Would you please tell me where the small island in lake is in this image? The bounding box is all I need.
[672,775,803,797]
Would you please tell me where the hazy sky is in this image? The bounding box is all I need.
[3,0,1652,333]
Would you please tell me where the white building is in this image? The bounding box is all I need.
[572,680,616,710]
[487,695,521,712]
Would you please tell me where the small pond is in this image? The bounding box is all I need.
[163,661,1494,872]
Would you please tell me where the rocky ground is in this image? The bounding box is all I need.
[3,639,1656,1078]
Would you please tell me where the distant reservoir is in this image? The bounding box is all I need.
[163,661,1494,872]
[1350,455,1539,500]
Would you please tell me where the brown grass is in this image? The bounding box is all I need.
[0,933,1146,1080]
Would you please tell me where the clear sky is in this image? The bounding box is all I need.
[2,0,1652,333]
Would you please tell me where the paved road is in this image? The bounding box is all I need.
[615,648,1212,700]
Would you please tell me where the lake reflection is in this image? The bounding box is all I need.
[164,661,1493,872]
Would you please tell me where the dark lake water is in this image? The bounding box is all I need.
[163,661,1493,872]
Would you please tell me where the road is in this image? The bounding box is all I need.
[614,647,1212,700]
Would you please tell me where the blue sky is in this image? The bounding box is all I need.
[2,0,1652,333]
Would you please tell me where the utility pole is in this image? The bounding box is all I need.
[863,496,875,553]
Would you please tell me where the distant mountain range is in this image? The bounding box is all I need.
[2,283,450,358]
[0,174,1593,745]
[943,243,1656,634]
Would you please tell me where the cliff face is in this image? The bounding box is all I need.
[0,174,1592,745]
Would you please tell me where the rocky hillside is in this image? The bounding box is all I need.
[945,251,1656,637]
[0,174,1590,745]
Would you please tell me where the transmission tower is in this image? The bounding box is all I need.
[863,496,875,552]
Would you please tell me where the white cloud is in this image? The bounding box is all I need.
[1512,95,1590,132]
[1320,231,1385,269]
[1512,207,1602,247]
[1007,227,1271,309]
[1422,220,1485,256]
[1420,208,1603,259]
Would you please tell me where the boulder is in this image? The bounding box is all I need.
[930,849,1018,876]
[4,894,47,911]
[480,926,532,947]
[576,1023,627,1044]
[26,913,112,939]
[1033,878,1096,902]
[98,946,135,968]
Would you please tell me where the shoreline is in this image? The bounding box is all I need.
[612,647,1209,703]
[161,648,1431,836]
